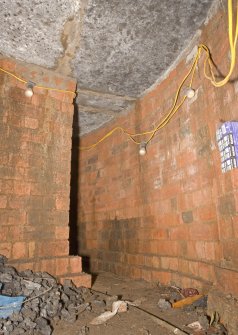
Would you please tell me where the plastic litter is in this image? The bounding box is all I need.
[90,300,127,325]
[0,294,25,318]
[180,288,199,298]
[187,321,203,331]
[22,279,41,290]
[172,295,203,308]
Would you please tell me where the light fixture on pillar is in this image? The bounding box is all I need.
[25,81,36,98]
[139,141,147,156]
[185,87,195,99]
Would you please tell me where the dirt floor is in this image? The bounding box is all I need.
[52,272,214,335]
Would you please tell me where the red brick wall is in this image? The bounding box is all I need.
[78,8,238,295]
[0,57,91,287]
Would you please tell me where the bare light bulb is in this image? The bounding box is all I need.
[25,81,35,98]
[186,87,195,99]
[139,142,147,156]
[25,87,33,97]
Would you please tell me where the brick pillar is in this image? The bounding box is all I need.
[0,57,91,287]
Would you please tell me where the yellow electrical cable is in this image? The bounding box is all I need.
[0,67,76,95]
[34,85,76,95]
[80,44,201,150]
[80,0,238,151]
[144,48,201,145]
[0,0,237,151]
[145,97,187,145]
[0,67,27,83]
[201,0,238,87]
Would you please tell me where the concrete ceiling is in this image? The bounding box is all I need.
[0,0,215,135]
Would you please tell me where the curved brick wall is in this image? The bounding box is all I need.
[78,6,238,296]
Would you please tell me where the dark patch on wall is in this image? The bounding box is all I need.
[219,194,236,216]
[182,211,194,224]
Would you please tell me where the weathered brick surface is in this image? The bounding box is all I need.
[59,272,91,288]
[0,57,90,287]
[77,5,238,300]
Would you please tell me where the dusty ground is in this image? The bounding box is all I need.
[52,272,209,335]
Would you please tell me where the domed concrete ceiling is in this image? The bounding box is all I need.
[0,0,215,135]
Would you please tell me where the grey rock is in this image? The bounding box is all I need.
[22,279,42,290]
[40,307,48,318]
[63,279,77,289]
[23,317,37,329]
[61,292,69,304]
[36,317,49,329]
[22,308,37,320]
[9,312,24,322]
[3,322,14,333]
[158,298,172,310]
[0,273,12,283]
[2,266,18,276]
[11,328,25,335]
[60,308,71,320]
[39,325,53,335]
[19,269,33,278]
[0,255,7,265]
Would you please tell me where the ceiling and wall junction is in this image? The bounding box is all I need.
[0,0,215,135]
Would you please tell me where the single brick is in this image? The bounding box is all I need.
[182,211,193,224]
[69,256,82,273]
[55,257,69,276]
[55,196,70,211]
[12,242,28,259]
[219,194,236,216]
[0,195,7,208]
[55,226,69,240]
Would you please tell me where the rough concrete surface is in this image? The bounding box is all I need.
[73,0,213,97]
[77,111,114,136]
[77,90,135,113]
[0,0,215,134]
[0,0,81,68]
[76,90,136,134]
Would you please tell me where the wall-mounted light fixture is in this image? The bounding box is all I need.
[186,87,195,99]
[139,141,147,156]
[25,81,36,98]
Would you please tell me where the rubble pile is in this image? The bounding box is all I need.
[0,255,91,335]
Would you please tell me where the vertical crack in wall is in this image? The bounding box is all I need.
[56,0,89,76]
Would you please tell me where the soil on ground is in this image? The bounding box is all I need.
[53,272,211,335]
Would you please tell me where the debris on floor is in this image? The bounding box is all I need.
[187,320,203,331]
[180,288,199,298]
[0,294,25,319]
[172,295,204,309]
[157,298,172,310]
[90,300,127,325]
[0,255,93,334]
[0,257,229,335]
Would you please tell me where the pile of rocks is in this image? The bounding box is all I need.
[0,255,91,335]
